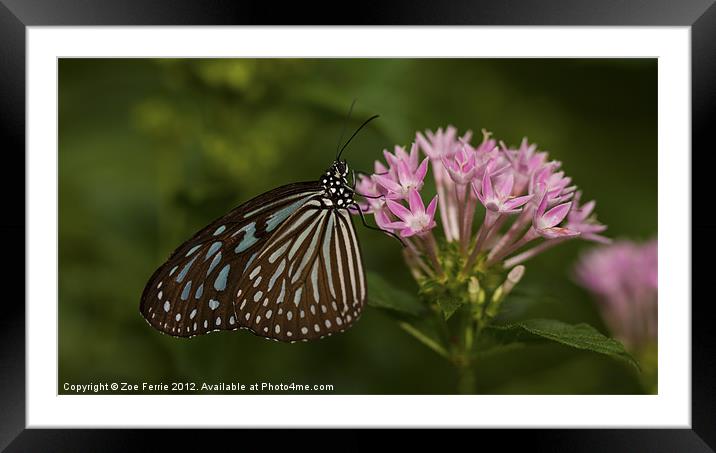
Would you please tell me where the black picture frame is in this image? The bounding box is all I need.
[1,0,710,449]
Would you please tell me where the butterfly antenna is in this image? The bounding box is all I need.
[336,114,380,161]
[335,99,357,157]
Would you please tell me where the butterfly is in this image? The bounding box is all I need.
[139,112,394,342]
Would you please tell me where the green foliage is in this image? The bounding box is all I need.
[418,242,507,322]
[436,298,464,320]
[59,58,657,395]
[370,270,640,390]
[484,319,639,370]
[366,272,425,317]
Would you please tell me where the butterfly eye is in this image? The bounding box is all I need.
[334,161,348,177]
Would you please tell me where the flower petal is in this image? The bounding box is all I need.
[539,226,580,239]
[374,173,402,193]
[534,189,549,219]
[396,160,412,186]
[426,195,439,220]
[408,143,419,170]
[386,199,412,222]
[496,172,514,198]
[502,194,533,211]
[583,233,612,244]
[540,202,573,229]
[374,160,389,175]
[373,209,399,232]
[481,169,494,201]
[407,188,425,214]
[471,180,485,205]
[415,157,430,182]
[581,200,596,217]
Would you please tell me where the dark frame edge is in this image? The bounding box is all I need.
[2,0,713,450]
[691,0,716,450]
[0,0,26,451]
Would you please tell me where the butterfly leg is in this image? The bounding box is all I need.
[348,202,406,247]
[354,170,388,178]
[348,170,385,199]
[345,184,384,199]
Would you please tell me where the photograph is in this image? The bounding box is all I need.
[58,57,658,395]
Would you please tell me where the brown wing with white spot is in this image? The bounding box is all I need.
[234,202,367,342]
[139,182,324,337]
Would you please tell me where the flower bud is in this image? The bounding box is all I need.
[486,265,525,318]
[468,277,480,303]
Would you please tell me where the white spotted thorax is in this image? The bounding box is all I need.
[321,160,353,208]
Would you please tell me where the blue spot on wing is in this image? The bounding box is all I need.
[205,241,222,260]
[181,281,192,300]
[176,255,197,283]
[265,196,313,232]
[243,252,257,272]
[234,223,258,254]
[213,225,226,236]
[207,252,222,276]
[185,244,201,257]
[214,264,230,291]
[195,283,204,299]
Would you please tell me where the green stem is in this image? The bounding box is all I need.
[456,314,480,394]
[465,321,474,354]
[457,362,476,394]
[398,322,450,360]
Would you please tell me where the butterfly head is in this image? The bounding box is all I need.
[321,160,353,208]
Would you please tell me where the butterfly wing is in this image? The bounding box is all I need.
[233,201,367,342]
[140,181,324,337]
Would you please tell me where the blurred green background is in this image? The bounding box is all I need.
[59,58,656,394]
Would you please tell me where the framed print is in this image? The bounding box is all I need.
[2,0,712,449]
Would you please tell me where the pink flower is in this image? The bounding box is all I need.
[531,162,576,204]
[416,126,471,161]
[441,144,477,185]
[353,174,384,214]
[416,127,465,242]
[473,129,498,155]
[385,189,438,237]
[383,144,420,175]
[575,239,658,351]
[374,150,430,200]
[502,138,548,193]
[373,159,389,176]
[373,206,398,232]
[532,191,579,239]
[472,130,503,180]
[474,170,532,215]
[565,191,610,244]
[355,125,607,274]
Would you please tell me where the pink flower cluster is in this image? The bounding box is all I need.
[575,239,658,351]
[356,126,609,277]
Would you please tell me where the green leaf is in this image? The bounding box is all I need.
[437,298,463,320]
[366,271,426,317]
[484,318,639,370]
